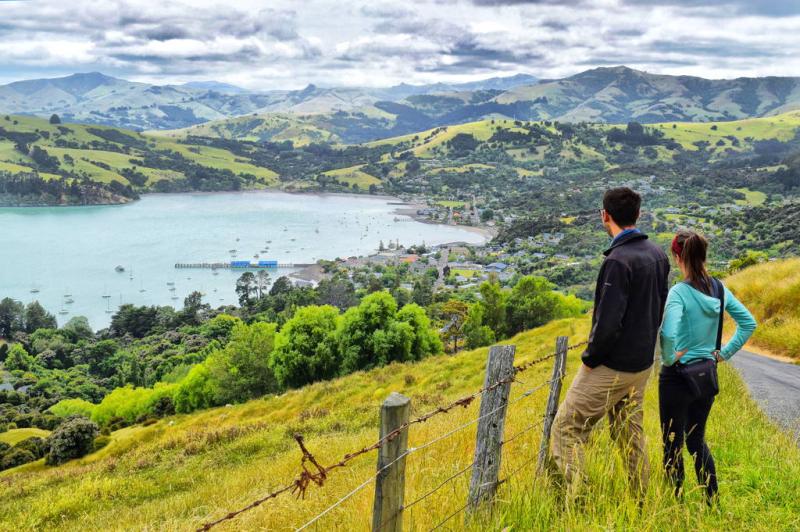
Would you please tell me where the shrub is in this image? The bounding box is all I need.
[1,448,36,470]
[14,437,48,459]
[174,363,216,414]
[91,383,175,426]
[46,416,100,465]
[49,398,96,418]
[204,322,278,404]
[270,305,340,389]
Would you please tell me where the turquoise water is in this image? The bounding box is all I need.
[0,191,485,329]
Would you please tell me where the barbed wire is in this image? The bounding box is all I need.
[197,339,587,531]
[315,376,557,531]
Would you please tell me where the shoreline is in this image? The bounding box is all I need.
[2,187,497,242]
[393,202,496,241]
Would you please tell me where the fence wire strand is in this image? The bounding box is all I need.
[198,340,587,531]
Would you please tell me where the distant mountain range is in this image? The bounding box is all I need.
[0,72,538,131]
[3,67,800,143]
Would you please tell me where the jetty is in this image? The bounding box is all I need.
[175,260,312,270]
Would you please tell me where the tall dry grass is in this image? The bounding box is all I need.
[1,317,798,530]
[725,258,800,358]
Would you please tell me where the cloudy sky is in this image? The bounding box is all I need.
[1,0,799,88]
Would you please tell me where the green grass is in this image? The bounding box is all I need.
[151,113,341,146]
[0,428,50,445]
[657,111,800,151]
[450,268,481,279]
[734,187,767,206]
[435,200,467,208]
[725,258,800,358]
[322,165,381,188]
[1,316,797,530]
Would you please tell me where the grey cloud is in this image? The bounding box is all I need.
[622,0,800,17]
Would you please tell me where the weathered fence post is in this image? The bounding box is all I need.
[467,344,516,512]
[372,392,411,532]
[537,336,568,472]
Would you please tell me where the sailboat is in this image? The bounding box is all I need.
[30,286,40,294]
[105,298,113,314]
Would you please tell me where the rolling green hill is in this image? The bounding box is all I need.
[2,316,798,530]
[161,67,800,145]
[0,114,284,204]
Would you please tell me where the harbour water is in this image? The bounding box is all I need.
[0,191,486,329]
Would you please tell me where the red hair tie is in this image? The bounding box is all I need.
[671,235,683,256]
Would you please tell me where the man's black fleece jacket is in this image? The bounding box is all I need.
[582,231,670,372]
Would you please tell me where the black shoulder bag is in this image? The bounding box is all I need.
[679,278,724,399]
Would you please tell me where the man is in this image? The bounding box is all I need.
[550,187,669,500]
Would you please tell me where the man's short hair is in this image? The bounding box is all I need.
[603,187,641,227]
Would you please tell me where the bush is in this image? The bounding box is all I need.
[270,305,340,389]
[14,437,48,459]
[174,363,215,413]
[46,416,99,465]
[1,448,36,470]
[91,383,175,426]
[49,398,96,418]
[204,322,279,404]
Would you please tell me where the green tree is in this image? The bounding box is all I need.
[255,270,271,299]
[396,303,443,360]
[412,276,433,307]
[337,291,415,373]
[270,305,340,388]
[478,279,507,338]
[49,114,61,124]
[4,343,37,372]
[316,276,358,310]
[463,304,495,349]
[24,301,57,333]
[0,298,24,338]
[206,322,278,404]
[236,272,256,305]
[506,276,561,334]
[174,363,215,413]
[62,316,94,341]
[46,416,99,465]
[439,300,469,352]
[180,291,209,325]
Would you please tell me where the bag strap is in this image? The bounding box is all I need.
[713,278,725,351]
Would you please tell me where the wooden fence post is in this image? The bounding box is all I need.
[467,344,516,512]
[537,336,568,473]
[371,392,411,532]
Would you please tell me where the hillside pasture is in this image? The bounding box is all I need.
[322,164,380,188]
[1,316,798,530]
[725,258,800,358]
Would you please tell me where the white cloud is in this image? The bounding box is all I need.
[0,0,798,87]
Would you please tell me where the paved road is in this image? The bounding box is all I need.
[730,350,800,443]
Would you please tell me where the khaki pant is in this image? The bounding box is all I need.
[550,364,652,497]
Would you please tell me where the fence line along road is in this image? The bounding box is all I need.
[197,336,582,531]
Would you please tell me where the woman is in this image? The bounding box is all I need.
[659,230,756,503]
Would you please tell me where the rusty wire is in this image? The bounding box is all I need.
[197,340,587,531]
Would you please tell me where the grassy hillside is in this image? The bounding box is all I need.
[0,427,49,445]
[2,316,798,530]
[726,258,800,358]
[152,113,342,146]
[0,114,277,188]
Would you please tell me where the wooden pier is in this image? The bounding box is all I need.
[174,262,312,270]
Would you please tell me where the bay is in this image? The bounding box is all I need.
[0,191,486,329]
